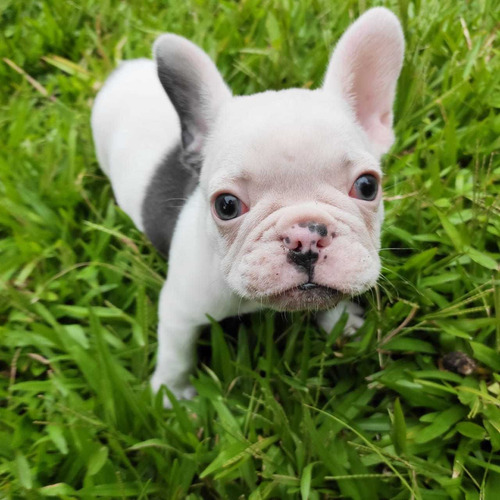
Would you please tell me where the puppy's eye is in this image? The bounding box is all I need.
[349,174,379,201]
[213,194,247,220]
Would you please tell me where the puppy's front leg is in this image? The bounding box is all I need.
[149,188,258,406]
[149,188,217,406]
[150,281,201,404]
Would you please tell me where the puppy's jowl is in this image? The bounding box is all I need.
[92,8,404,405]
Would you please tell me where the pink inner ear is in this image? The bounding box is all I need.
[364,114,395,151]
[324,8,404,156]
[349,45,398,151]
[341,31,402,153]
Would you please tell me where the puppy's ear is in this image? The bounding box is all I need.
[323,8,404,156]
[154,35,231,159]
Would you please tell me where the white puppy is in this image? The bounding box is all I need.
[91,8,404,404]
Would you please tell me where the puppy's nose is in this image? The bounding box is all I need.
[282,221,333,252]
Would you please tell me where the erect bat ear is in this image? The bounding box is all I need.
[154,34,232,158]
[323,8,405,156]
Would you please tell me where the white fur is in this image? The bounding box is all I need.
[317,301,365,336]
[91,8,404,406]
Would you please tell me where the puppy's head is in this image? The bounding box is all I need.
[154,8,404,311]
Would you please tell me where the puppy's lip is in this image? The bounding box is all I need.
[297,282,342,294]
[298,282,319,291]
[260,283,345,311]
[298,282,328,291]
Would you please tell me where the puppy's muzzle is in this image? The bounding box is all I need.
[282,220,335,278]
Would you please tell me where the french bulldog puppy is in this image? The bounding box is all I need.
[91,7,404,405]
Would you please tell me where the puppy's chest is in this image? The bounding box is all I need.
[141,143,199,256]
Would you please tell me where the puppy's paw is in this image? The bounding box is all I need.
[151,371,196,408]
[317,301,365,337]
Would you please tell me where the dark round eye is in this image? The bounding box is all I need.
[349,174,379,201]
[213,194,246,220]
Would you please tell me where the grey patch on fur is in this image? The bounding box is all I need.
[156,60,204,158]
[142,143,199,257]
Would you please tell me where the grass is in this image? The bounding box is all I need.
[0,0,499,498]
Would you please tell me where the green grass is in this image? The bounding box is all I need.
[1,0,499,498]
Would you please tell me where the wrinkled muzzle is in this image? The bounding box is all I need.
[222,202,381,311]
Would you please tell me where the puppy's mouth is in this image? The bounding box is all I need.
[297,282,325,291]
[261,282,344,311]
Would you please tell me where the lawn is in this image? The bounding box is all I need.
[1,0,499,498]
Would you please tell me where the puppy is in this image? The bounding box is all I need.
[91,7,404,405]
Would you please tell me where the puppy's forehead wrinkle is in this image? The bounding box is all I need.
[207,169,251,195]
[205,144,380,203]
[203,89,370,180]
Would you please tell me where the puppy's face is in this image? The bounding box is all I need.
[202,91,382,310]
[155,8,404,310]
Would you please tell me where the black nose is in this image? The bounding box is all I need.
[287,249,319,276]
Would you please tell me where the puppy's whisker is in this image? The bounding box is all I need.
[379,247,413,251]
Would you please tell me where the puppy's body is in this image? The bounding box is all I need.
[91,8,404,404]
[92,59,193,254]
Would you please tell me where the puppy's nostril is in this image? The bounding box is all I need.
[316,236,331,248]
[283,223,333,251]
[283,236,302,251]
